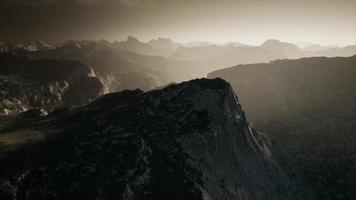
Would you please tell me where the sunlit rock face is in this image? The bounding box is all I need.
[0,52,105,116]
[0,78,303,200]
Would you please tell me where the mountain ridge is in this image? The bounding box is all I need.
[0,78,304,200]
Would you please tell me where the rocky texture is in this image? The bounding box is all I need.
[0,78,303,200]
[208,56,356,199]
[0,52,105,116]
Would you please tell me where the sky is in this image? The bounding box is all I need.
[0,0,355,46]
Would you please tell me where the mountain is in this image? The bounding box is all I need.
[301,44,339,52]
[170,39,303,62]
[205,45,284,68]
[28,41,173,91]
[113,36,159,56]
[168,39,356,79]
[221,42,245,47]
[168,44,289,76]
[5,38,356,87]
[308,45,356,57]
[26,40,219,84]
[0,52,105,117]
[147,37,180,51]
[260,39,304,58]
[113,37,181,57]
[169,45,234,61]
[208,55,356,199]
[294,42,317,49]
[183,41,216,47]
[168,40,305,75]
[0,78,304,200]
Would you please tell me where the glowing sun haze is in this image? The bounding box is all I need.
[0,0,355,46]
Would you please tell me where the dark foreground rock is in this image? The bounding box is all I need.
[0,78,303,200]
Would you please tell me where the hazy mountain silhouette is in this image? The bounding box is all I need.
[169,45,235,61]
[208,55,356,199]
[308,45,356,57]
[301,44,339,52]
[2,38,355,82]
[28,41,173,92]
[113,36,180,57]
[113,36,158,56]
[147,37,180,51]
[260,39,305,58]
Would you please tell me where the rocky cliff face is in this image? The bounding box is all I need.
[208,56,356,199]
[0,78,302,200]
[0,52,105,116]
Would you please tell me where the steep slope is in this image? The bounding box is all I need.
[208,56,356,199]
[0,52,105,116]
[0,79,303,200]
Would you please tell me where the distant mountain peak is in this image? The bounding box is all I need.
[148,37,180,50]
[261,39,298,48]
[126,35,140,43]
[261,39,302,58]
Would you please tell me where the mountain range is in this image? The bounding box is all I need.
[2,37,356,81]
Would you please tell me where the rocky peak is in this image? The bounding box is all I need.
[126,35,140,43]
[0,78,302,200]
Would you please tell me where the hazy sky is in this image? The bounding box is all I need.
[0,0,355,46]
